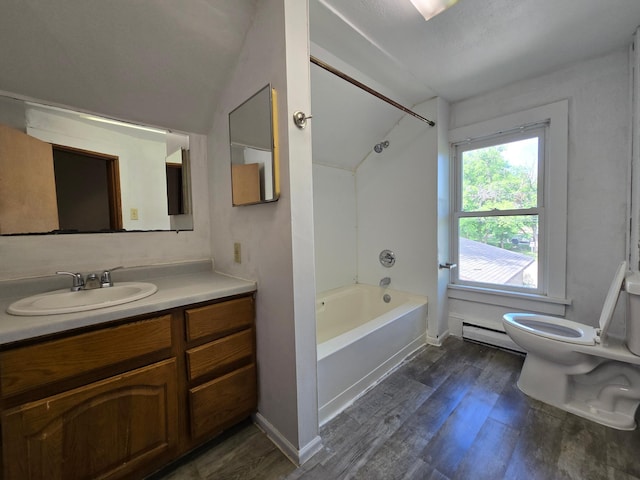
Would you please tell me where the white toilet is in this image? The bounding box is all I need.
[503,261,640,430]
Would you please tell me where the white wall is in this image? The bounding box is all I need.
[208,0,320,464]
[448,49,630,334]
[312,163,356,292]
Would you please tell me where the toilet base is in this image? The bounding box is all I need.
[518,380,637,430]
[517,354,639,430]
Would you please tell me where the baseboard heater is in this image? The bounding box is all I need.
[462,323,525,354]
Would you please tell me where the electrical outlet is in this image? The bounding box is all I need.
[130,208,139,220]
[233,242,241,263]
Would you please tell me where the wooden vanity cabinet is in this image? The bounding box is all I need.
[184,296,257,441]
[3,359,179,480]
[0,293,256,480]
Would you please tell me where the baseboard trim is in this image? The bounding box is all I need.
[253,412,323,466]
[427,329,449,346]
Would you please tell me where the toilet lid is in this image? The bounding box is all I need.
[598,260,627,339]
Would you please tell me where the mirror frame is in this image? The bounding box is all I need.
[229,84,280,206]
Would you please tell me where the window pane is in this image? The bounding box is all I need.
[458,215,538,288]
[461,137,538,212]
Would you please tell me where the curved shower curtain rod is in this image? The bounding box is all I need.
[310,55,436,127]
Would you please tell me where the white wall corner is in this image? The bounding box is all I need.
[283,0,321,454]
[207,0,318,462]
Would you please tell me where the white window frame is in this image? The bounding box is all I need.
[453,125,546,294]
[448,100,569,312]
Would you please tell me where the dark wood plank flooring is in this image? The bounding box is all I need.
[151,337,640,480]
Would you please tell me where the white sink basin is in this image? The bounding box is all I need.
[7,282,158,316]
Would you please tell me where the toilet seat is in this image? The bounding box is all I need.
[503,261,628,347]
[503,313,597,345]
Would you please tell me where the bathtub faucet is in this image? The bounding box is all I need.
[379,277,391,287]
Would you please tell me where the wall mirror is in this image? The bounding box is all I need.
[0,94,192,235]
[229,84,279,206]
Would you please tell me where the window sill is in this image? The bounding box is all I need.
[447,284,571,316]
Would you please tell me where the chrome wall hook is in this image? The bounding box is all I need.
[293,111,312,129]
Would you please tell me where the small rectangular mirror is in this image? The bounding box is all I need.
[229,85,279,206]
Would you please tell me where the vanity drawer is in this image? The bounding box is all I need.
[186,328,253,382]
[185,296,254,342]
[0,315,172,398]
[188,363,257,439]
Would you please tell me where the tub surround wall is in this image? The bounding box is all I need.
[356,99,447,340]
[208,0,320,465]
[312,164,356,293]
[0,133,211,281]
[448,49,630,336]
[312,97,448,341]
[355,98,438,298]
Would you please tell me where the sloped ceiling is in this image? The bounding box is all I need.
[1,0,639,154]
[0,0,257,134]
[310,0,640,170]
[310,60,406,170]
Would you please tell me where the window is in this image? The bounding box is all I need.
[453,126,545,292]
[448,100,568,307]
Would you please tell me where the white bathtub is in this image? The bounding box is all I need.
[316,283,428,425]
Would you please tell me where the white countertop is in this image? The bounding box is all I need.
[0,264,256,346]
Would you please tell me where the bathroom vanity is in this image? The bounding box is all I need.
[0,264,257,480]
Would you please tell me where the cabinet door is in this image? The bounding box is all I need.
[2,359,178,480]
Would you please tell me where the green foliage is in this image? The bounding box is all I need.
[460,145,538,252]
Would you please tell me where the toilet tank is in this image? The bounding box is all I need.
[625,272,640,355]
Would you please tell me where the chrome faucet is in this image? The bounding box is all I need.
[100,266,122,287]
[379,277,391,287]
[56,271,85,291]
[56,266,123,291]
[84,273,101,289]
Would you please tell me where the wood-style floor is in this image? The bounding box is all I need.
[150,337,640,480]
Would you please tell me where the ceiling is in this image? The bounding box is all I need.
[0,0,257,134]
[310,0,640,170]
[0,0,639,153]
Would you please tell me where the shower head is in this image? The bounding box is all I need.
[374,140,390,153]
